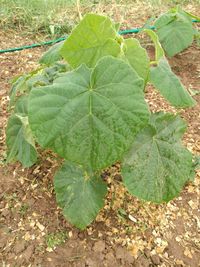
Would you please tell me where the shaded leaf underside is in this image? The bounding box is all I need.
[6,114,37,167]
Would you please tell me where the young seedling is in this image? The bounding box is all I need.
[6,12,196,229]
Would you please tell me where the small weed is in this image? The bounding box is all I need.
[19,203,29,216]
[46,231,68,249]
[4,192,18,201]
[125,225,134,234]
[117,208,128,220]
[35,244,46,253]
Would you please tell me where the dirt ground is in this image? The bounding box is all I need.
[0,9,200,267]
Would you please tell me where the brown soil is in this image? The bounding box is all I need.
[0,17,200,267]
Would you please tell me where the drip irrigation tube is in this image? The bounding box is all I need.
[0,19,199,54]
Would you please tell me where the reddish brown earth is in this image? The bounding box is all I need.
[0,27,200,267]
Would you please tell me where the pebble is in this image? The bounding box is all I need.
[151,254,161,265]
[144,248,151,258]
[14,240,26,254]
[22,245,35,261]
[93,240,106,252]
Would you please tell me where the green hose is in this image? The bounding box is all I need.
[0,37,66,54]
[0,19,199,54]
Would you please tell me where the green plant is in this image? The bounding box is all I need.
[6,13,197,229]
[154,6,200,56]
[46,231,68,249]
[19,203,29,216]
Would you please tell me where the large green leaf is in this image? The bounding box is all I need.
[122,112,194,203]
[155,13,194,57]
[6,114,37,167]
[154,7,192,29]
[29,56,149,172]
[150,57,196,108]
[54,161,107,229]
[123,38,150,83]
[60,14,120,68]
[39,41,64,66]
[154,13,175,29]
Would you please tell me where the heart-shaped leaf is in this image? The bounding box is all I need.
[122,112,194,203]
[60,14,120,68]
[29,56,149,172]
[155,9,194,57]
[54,161,107,229]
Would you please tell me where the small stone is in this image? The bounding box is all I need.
[144,229,152,240]
[155,237,162,244]
[85,258,96,266]
[135,255,150,267]
[175,236,182,242]
[128,214,137,223]
[70,230,78,239]
[105,252,118,266]
[87,227,93,235]
[115,246,134,263]
[1,209,10,217]
[0,202,5,208]
[8,253,16,260]
[24,232,31,241]
[93,240,106,252]
[188,200,198,209]
[14,240,26,254]
[30,220,36,228]
[0,235,7,249]
[22,245,35,261]
[31,234,35,240]
[78,232,85,239]
[0,89,6,96]
[116,247,125,259]
[184,247,193,258]
[68,231,73,238]
[98,232,103,238]
[131,244,139,258]
[144,248,151,258]
[151,255,161,265]
[176,259,184,265]
[46,247,53,252]
[36,221,45,231]
[164,252,168,258]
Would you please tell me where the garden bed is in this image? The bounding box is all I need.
[0,12,200,267]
